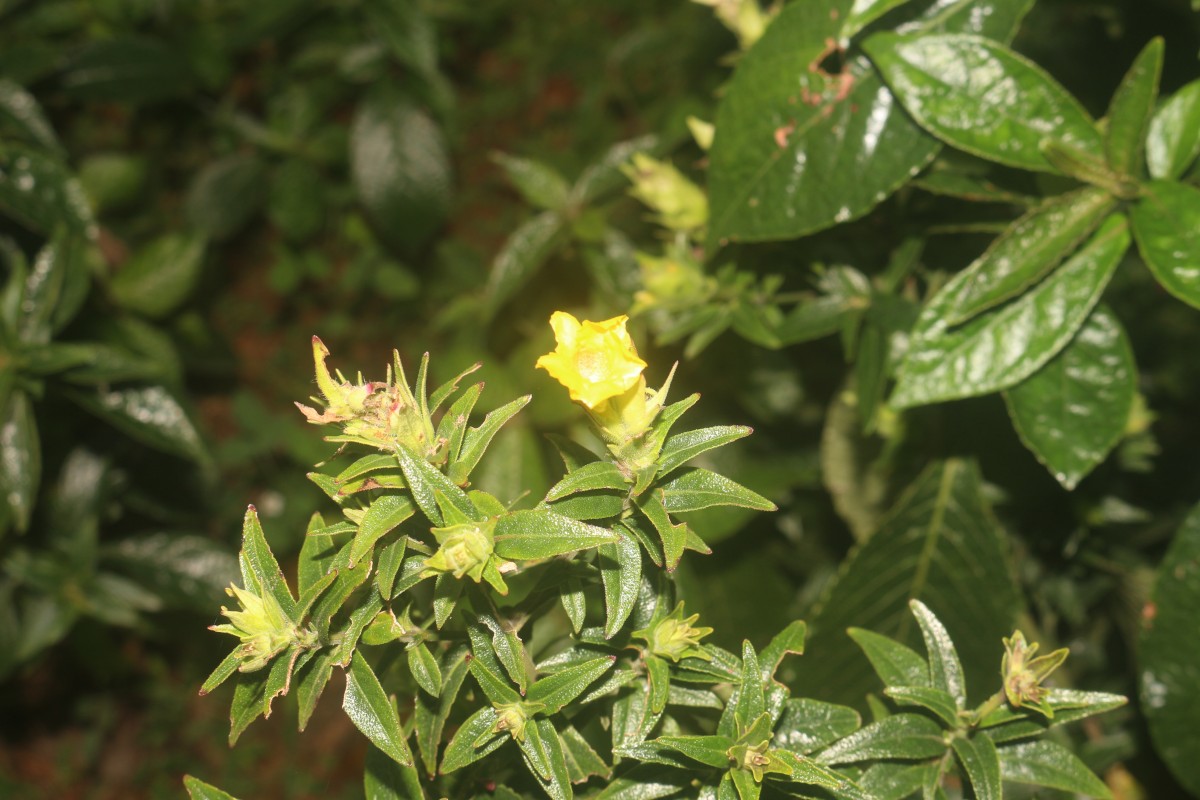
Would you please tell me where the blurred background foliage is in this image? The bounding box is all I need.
[0,0,1198,797]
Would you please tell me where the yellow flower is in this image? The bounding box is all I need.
[536,312,647,410]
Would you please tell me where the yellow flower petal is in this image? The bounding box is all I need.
[536,312,647,409]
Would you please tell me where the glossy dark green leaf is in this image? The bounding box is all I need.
[395,445,477,526]
[884,685,960,727]
[1141,501,1200,796]
[1147,78,1200,180]
[0,79,62,155]
[19,233,89,344]
[493,509,617,560]
[228,671,267,745]
[910,599,966,708]
[857,762,940,800]
[407,642,442,697]
[61,36,194,103]
[344,652,413,767]
[979,687,1127,741]
[708,0,1032,245]
[891,215,1129,408]
[657,468,775,513]
[653,734,734,769]
[795,460,1019,710]
[109,234,206,319]
[476,611,529,694]
[736,641,766,725]
[939,187,1115,325]
[199,650,241,697]
[634,490,687,571]
[952,735,1001,800]
[183,775,241,800]
[549,490,626,521]
[186,155,267,242]
[560,725,611,783]
[997,740,1112,798]
[493,153,570,210]
[773,698,861,755]
[842,0,917,39]
[364,744,426,800]
[351,87,451,256]
[1130,180,1200,309]
[295,650,335,732]
[0,147,95,237]
[1004,305,1135,489]
[600,526,642,638]
[761,620,807,681]
[0,391,39,533]
[545,461,628,502]
[237,506,298,621]
[865,33,1101,173]
[847,628,929,689]
[1104,38,1162,176]
[815,713,946,765]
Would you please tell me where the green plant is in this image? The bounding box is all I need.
[191,318,1123,799]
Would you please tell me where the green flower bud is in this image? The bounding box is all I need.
[210,585,310,672]
[1002,630,1068,715]
[423,518,497,583]
[621,153,708,232]
[634,602,713,663]
[492,701,532,742]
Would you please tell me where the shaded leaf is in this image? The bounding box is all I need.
[1130,180,1200,309]
[1104,37,1162,176]
[816,713,946,765]
[110,234,206,318]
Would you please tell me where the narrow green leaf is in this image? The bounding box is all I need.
[600,527,642,638]
[468,650,521,705]
[350,495,415,568]
[183,775,241,800]
[331,592,385,666]
[530,656,616,714]
[940,187,1116,325]
[730,766,761,800]
[858,762,941,800]
[657,426,752,480]
[239,506,298,622]
[842,0,917,39]
[1147,78,1200,180]
[408,642,442,697]
[485,211,566,317]
[773,698,861,755]
[1130,179,1200,309]
[396,445,478,525]
[952,735,1002,800]
[1004,305,1135,489]
[769,750,847,790]
[437,382,482,467]
[364,744,426,800]
[493,509,617,560]
[548,490,626,521]
[545,461,628,502]
[1104,38,1163,176]
[979,687,1127,737]
[865,33,1101,173]
[344,652,413,767]
[295,650,336,732]
[761,620,807,681]
[493,153,570,210]
[477,611,529,695]
[0,146,95,237]
[910,599,966,708]
[199,650,242,696]
[0,79,62,154]
[657,468,776,513]
[376,537,408,600]
[796,460,1020,710]
[560,725,611,782]
[655,734,735,769]
[228,671,267,745]
[847,628,930,689]
[646,654,669,714]
[440,706,504,773]
[0,391,39,532]
[416,645,469,776]
[560,578,586,634]
[816,713,946,765]
[1141,501,1200,796]
[736,641,766,725]
[634,491,687,571]
[885,686,961,727]
[891,215,1129,408]
[109,234,206,318]
[518,719,573,800]
[448,395,532,485]
[432,573,461,629]
[997,739,1112,798]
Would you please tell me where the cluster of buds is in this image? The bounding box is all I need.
[621,153,708,233]
[210,585,315,673]
[1001,630,1069,716]
[296,336,440,461]
[727,713,791,783]
[491,700,543,743]
[422,517,512,595]
[634,603,714,662]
